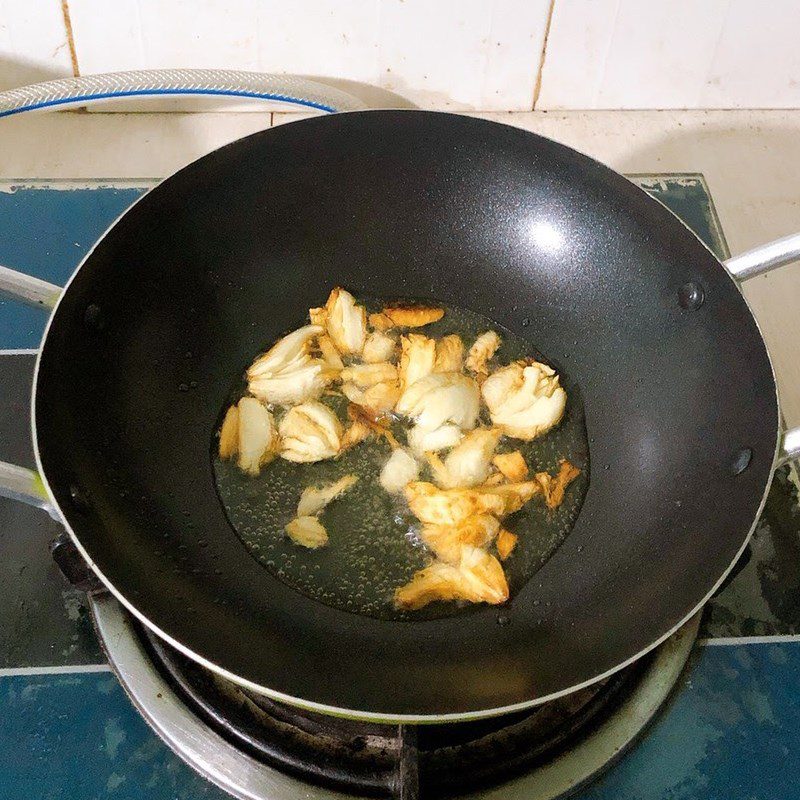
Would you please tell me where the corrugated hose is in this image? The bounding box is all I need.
[0,69,367,117]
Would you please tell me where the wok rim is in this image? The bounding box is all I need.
[30,110,782,723]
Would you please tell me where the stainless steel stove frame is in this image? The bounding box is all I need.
[91,592,699,800]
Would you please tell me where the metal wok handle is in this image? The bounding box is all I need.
[0,462,57,518]
[724,233,800,466]
[0,265,61,308]
[0,269,62,515]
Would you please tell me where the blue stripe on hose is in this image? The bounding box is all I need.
[0,88,337,118]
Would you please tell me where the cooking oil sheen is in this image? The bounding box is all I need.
[213,301,589,620]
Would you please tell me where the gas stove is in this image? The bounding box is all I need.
[1,175,800,800]
[88,588,697,800]
[87,590,698,800]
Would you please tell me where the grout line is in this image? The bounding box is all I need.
[593,0,622,110]
[0,663,111,677]
[0,349,38,355]
[60,1,81,78]
[698,634,800,646]
[531,0,556,111]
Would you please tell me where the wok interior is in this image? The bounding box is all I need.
[35,111,778,717]
[213,297,590,621]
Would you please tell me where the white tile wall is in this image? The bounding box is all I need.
[0,0,73,91]
[376,0,550,110]
[66,0,550,111]
[537,0,800,110]
[3,1,800,111]
[700,2,800,108]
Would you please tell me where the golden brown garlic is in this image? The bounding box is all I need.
[394,545,508,610]
[433,334,464,373]
[362,331,397,363]
[341,381,401,416]
[466,330,501,381]
[340,362,398,388]
[285,516,328,548]
[279,400,342,463]
[297,475,358,517]
[375,305,444,329]
[495,528,518,560]
[492,450,529,482]
[324,287,367,355]
[398,334,436,393]
[420,514,500,564]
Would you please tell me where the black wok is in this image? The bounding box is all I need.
[2,110,798,722]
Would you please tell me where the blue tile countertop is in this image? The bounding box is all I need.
[1,178,799,799]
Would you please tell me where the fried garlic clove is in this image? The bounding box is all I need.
[341,382,364,405]
[394,545,508,609]
[420,514,500,564]
[340,362,398,388]
[492,451,529,482]
[246,324,338,406]
[482,471,506,487]
[466,330,501,381]
[362,381,401,413]
[286,516,328,548]
[396,372,480,432]
[362,331,397,363]
[249,360,335,406]
[404,482,507,526]
[342,380,401,416]
[457,545,509,604]
[340,418,373,451]
[381,305,444,328]
[345,403,401,449]
[394,561,470,610]
[218,404,239,460]
[479,481,542,515]
[325,287,367,355]
[297,474,358,517]
[495,528,518,560]
[247,325,322,381]
[434,334,464,373]
[481,361,567,440]
[398,333,436,392]
[317,334,344,370]
[236,397,277,476]
[437,428,502,489]
[425,450,450,486]
[480,360,521,411]
[368,311,394,331]
[379,448,420,494]
[407,423,463,456]
[406,480,540,525]
[535,459,581,509]
[309,306,327,327]
[279,400,342,463]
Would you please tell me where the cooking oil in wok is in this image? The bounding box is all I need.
[213,301,589,620]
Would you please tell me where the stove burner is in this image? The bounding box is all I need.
[142,626,652,798]
[91,594,699,800]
